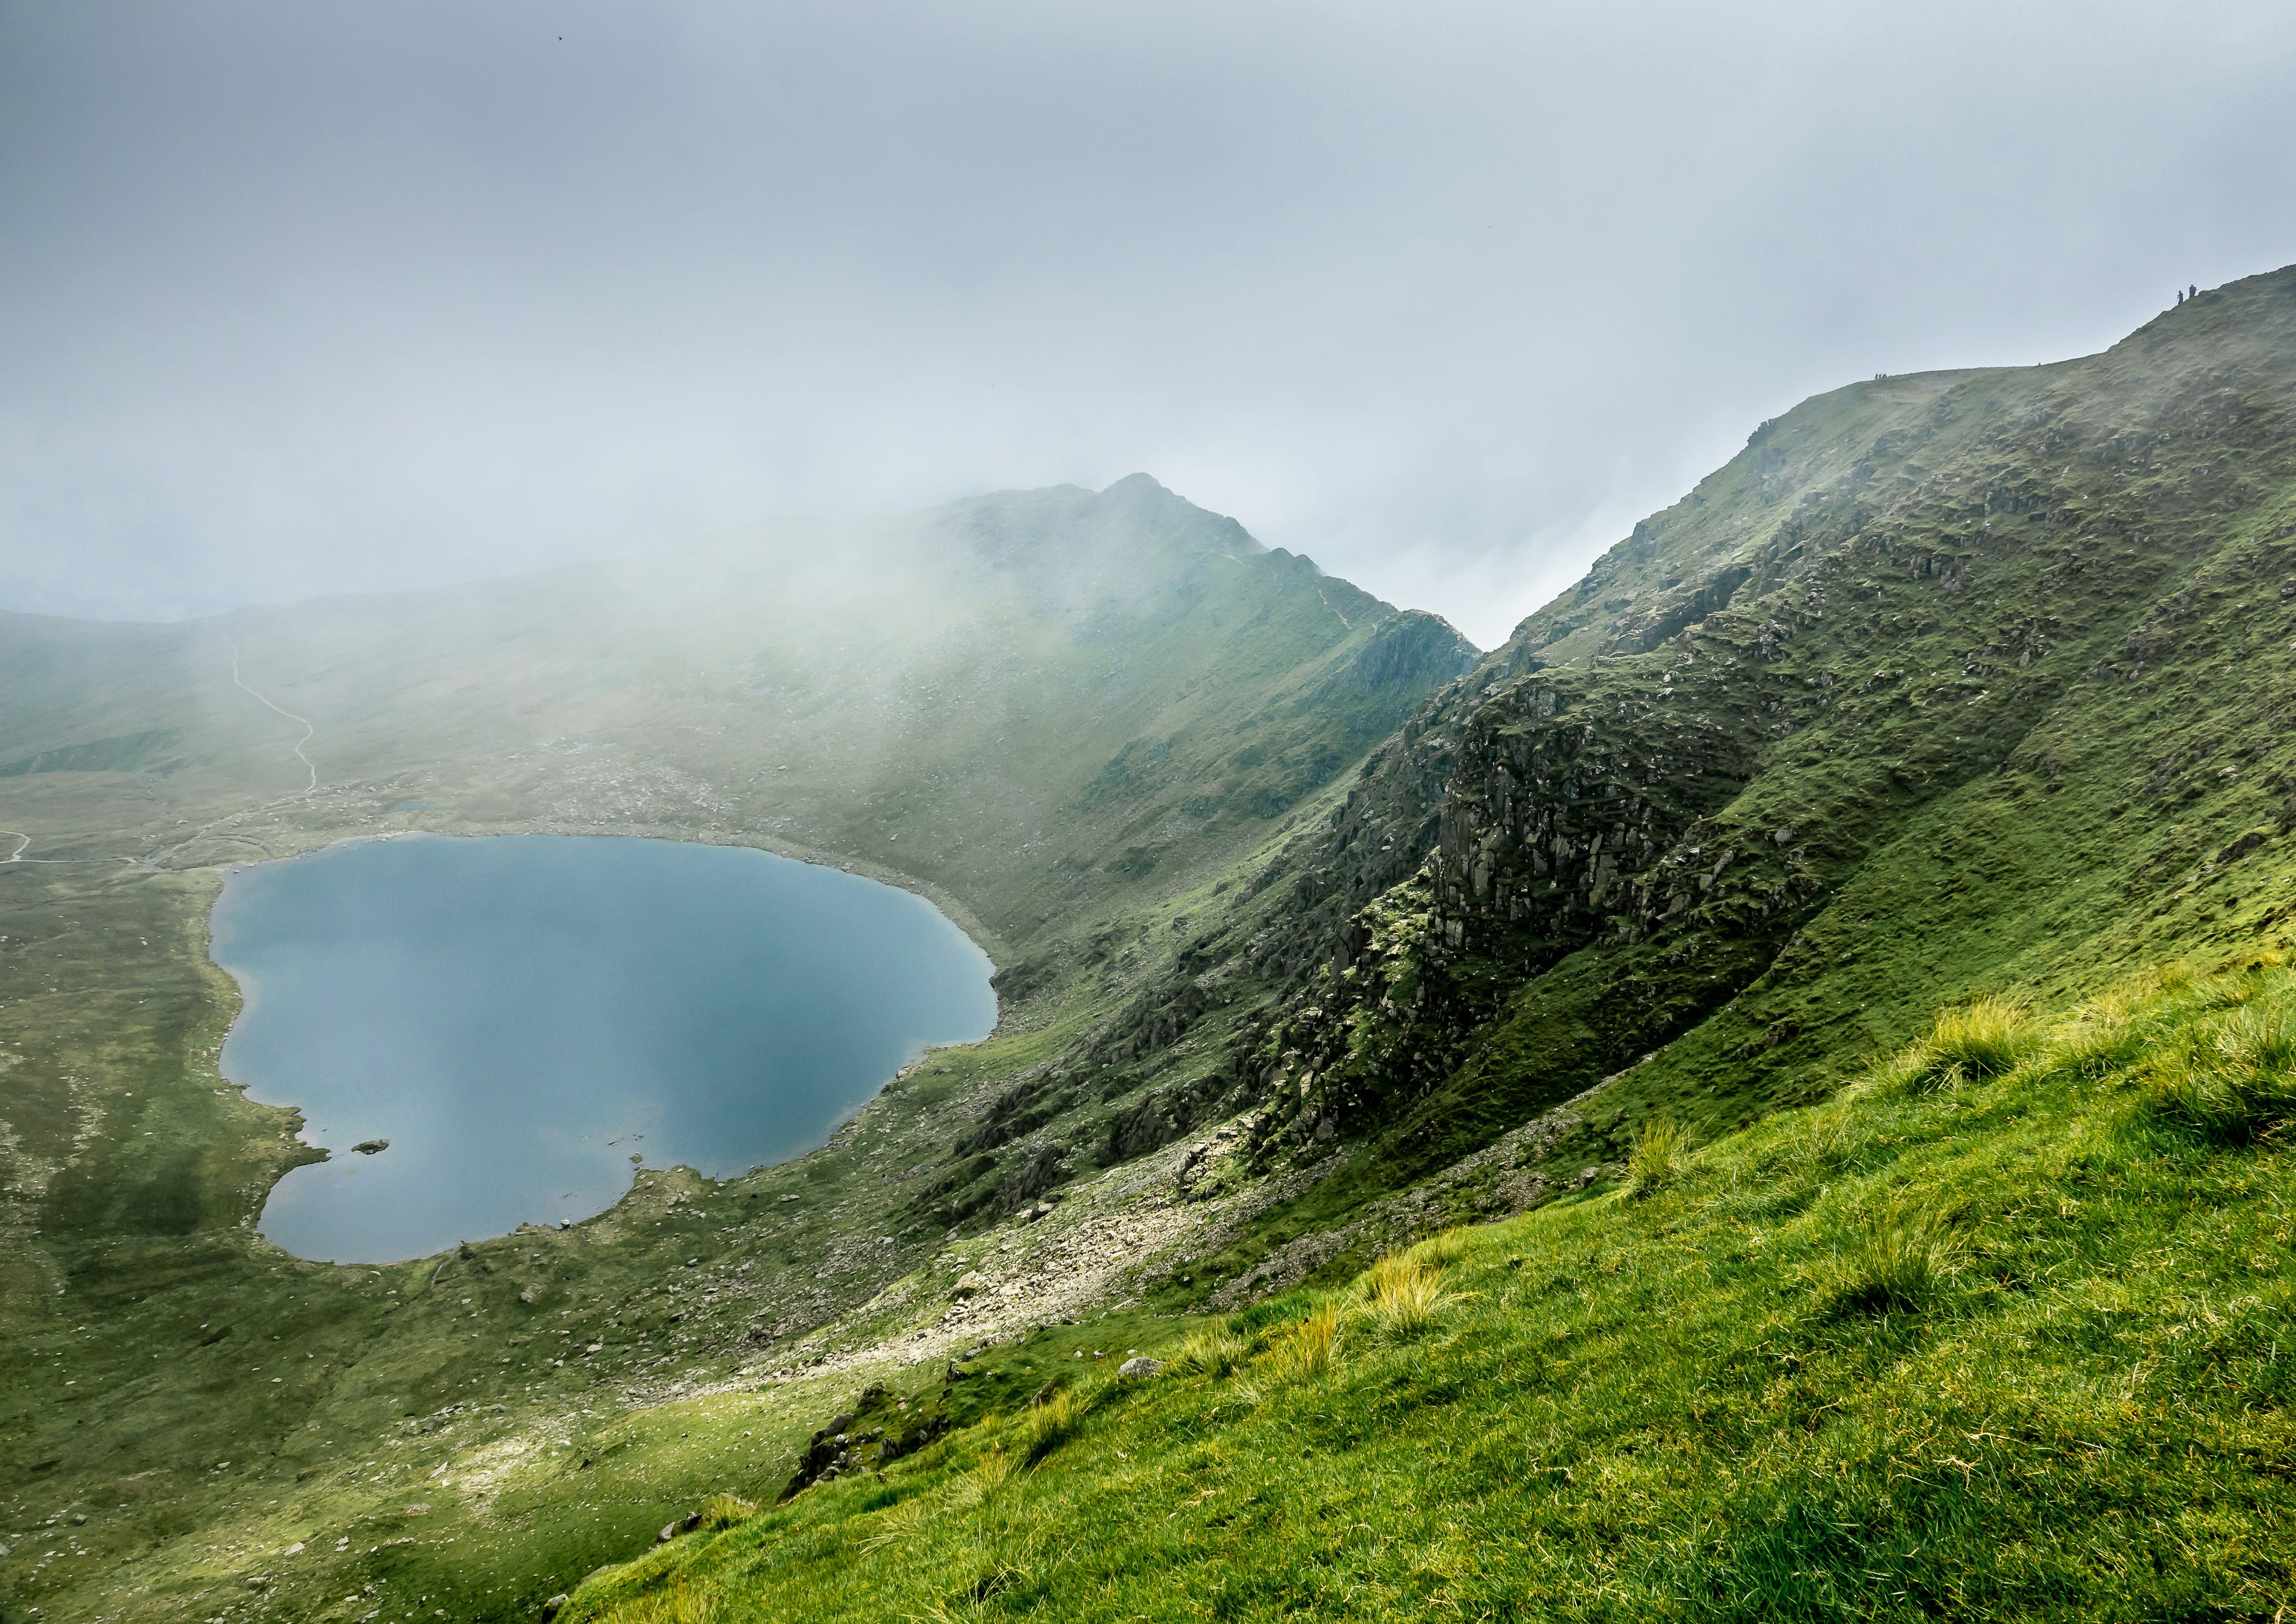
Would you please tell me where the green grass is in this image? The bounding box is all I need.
[558,966,2296,1622]
[2144,976,2296,1140]
[1353,1246,1464,1344]
[1821,1193,1966,1315]
[1623,1117,1693,1196]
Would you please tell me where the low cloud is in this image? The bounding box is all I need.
[3,0,2292,646]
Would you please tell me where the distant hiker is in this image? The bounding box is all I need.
[2190,284,2197,300]
[2177,290,2185,304]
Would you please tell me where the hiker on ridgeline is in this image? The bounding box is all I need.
[2178,289,2185,304]
[2191,284,2198,299]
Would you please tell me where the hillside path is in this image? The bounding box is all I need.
[0,829,129,865]
[218,630,318,796]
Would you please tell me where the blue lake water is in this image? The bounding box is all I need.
[210,834,996,1263]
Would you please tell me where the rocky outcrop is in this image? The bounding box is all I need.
[778,1383,948,1498]
[1322,609,1478,697]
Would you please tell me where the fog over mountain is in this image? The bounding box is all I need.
[3,0,2293,644]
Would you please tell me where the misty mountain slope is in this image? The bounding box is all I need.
[0,474,1471,951]
[1039,267,2296,1295]
[0,474,1475,1286]
[0,480,1474,1624]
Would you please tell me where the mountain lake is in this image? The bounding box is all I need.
[208,833,996,1263]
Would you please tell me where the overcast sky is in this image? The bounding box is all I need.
[3,1,2292,648]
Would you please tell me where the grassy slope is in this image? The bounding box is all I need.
[530,277,2295,1619]
[563,963,2296,1623]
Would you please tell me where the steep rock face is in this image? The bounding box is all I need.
[1330,609,1479,696]
[1164,266,2296,1167]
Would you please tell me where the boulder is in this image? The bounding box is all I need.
[1118,1356,1164,1379]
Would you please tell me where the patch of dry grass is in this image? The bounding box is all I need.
[1260,1299,1341,1380]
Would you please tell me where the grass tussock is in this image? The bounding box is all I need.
[1357,1250,1425,1302]
[1167,1325,1252,1379]
[1259,1299,1341,1381]
[1928,995,2037,1076]
[1015,1388,1087,1465]
[1826,1195,1965,1315]
[1867,994,2037,1095]
[2050,989,2151,1079]
[599,1583,721,1624]
[1788,1099,1867,1174]
[1623,1117,1691,1197]
[1403,1226,1473,1269]
[2146,986,2296,1141]
[694,1493,757,1530]
[857,1488,939,1552]
[1356,1254,1458,1343]
[946,1447,1020,1509]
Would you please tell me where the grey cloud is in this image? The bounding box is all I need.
[3,0,2292,644]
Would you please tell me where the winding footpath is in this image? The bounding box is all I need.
[138,631,325,870]
[18,634,328,875]
[0,829,128,865]
[218,629,318,797]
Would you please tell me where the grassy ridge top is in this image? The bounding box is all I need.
[560,963,2296,1622]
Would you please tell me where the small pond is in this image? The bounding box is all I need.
[210,834,996,1263]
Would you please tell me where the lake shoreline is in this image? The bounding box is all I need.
[210,832,997,1263]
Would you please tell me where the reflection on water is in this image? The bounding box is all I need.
[211,834,995,1263]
